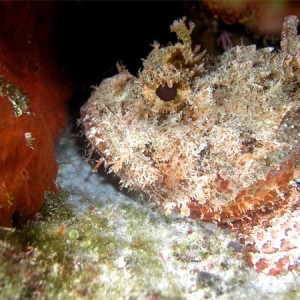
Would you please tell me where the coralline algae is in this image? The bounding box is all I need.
[80,16,300,275]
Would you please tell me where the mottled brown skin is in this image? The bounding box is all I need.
[189,157,297,222]
[80,16,300,274]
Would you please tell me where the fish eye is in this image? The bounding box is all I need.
[155,85,177,102]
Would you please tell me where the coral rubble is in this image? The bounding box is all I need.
[80,16,300,274]
[0,1,71,226]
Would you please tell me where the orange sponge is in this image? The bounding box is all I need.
[0,1,71,226]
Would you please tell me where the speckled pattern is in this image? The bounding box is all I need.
[80,16,300,274]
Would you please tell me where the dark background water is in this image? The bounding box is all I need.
[52,1,185,114]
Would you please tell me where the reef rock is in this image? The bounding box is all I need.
[200,0,300,35]
[80,16,300,274]
[0,1,71,226]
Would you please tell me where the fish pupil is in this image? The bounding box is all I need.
[155,85,177,102]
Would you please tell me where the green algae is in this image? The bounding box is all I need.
[0,189,181,299]
[0,75,28,116]
[1,187,300,299]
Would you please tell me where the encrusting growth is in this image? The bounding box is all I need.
[80,16,300,275]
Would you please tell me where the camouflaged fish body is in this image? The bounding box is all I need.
[80,16,300,274]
